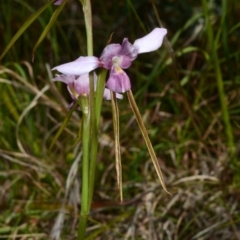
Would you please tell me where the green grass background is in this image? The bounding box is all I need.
[1,0,240,239]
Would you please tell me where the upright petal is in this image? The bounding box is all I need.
[67,85,76,100]
[74,72,97,96]
[106,66,131,93]
[133,28,167,54]
[54,0,63,5]
[74,74,90,96]
[52,56,100,75]
[120,38,138,61]
[52,74,75,85]
[100,44,122,69]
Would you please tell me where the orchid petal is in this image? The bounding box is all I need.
[100,44,122,69]
[74,72,97,96]
[74,74,90,96]
[103,88,123,100]
[67,85,75,100]
[106,66,131,93]
[54,0,63,5]
[133,28,167,54]
[52,56,100,75]
[52,74,75,85]
[120,38,138,61]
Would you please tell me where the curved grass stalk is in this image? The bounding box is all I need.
[127,90,169,194]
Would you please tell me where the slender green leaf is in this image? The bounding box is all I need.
[88,72,98,209]
[95,34,113,126]
[95,69,107,126]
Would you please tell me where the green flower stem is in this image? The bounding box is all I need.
[81,0,93,56]
[84,0,96,212]
[78,0,99,238]
[78,215,88,240]
[79,0,109,236]
[88,71,97,209]
[81,0,95,200]
[78,97,90,239]
[201,0,235,157]
[88,130,97,210]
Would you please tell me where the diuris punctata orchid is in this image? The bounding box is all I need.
[52,28,167,93]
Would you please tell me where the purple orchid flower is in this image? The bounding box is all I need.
[53,0,64,5]
[52,28,167,93]
[53,73,123,104]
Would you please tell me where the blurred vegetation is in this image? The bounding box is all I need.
[1,0,240,239]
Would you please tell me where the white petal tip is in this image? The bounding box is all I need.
[133,28,167,54]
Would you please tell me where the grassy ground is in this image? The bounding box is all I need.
[1,0,240,239]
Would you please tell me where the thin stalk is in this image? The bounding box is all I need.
[78,98,90,239]
[127,90,169,194]
[78,0,96,238]
[82,0,97,212]
[88,71,97,209]
[81,0,93,56]
[201,0,235,157]
[78,215,88,240]
[111,91,123,202]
